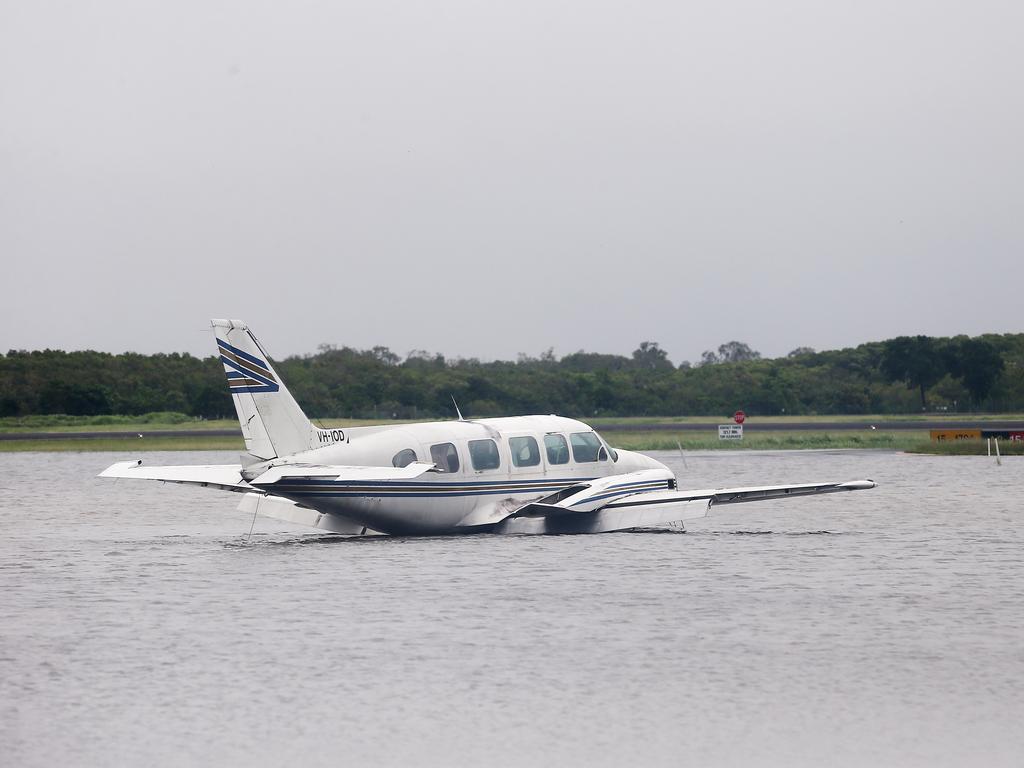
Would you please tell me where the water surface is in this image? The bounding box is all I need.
[1,450,1021,767]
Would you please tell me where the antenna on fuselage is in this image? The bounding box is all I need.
[451,395,465,421]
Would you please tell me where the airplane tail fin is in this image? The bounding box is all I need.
[211,319,317,460]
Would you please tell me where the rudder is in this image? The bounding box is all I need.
[212,319,317,460]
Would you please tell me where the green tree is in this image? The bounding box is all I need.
[880,336,946,409]
[944,337,1005,408]
[717,341,761,363]
[700,341,761,365]
[630,342,673,371]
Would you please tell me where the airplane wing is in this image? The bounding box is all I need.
[99,460,250,493]
[501,473,876,534]
[681,479,876,506]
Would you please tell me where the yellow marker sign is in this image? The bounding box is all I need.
[930,429,982,442]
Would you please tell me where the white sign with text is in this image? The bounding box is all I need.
[718,424,744,440]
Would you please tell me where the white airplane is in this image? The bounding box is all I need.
[100,319,875,536]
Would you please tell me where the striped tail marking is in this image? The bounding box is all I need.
[217,338,280,394]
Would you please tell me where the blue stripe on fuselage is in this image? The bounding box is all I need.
[270,477,595,488]
[262,476,598,499]
[276,488,567,498]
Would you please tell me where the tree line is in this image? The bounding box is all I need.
[1,333,1021,420]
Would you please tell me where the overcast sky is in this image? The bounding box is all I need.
[2,0,1021,365]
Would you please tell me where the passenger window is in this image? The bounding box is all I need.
[392,448,418,468]
[544,434,569,465]
[469,439,501,471]
[430,442,460,473]
[509,436,541,467]
[570,432,603,462]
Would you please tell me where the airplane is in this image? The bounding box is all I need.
[100,319,876,536]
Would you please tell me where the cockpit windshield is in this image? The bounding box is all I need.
[570,432,604,462]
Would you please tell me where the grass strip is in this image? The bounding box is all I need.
[607,429,926,451]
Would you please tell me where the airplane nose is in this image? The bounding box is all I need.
[642,452,670,472]
[616,449,669,473]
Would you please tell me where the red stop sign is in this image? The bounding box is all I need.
[734,410,746,424]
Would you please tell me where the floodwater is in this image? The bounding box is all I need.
[1,449,1021,767]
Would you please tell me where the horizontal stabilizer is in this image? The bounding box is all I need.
[99,460,248,493]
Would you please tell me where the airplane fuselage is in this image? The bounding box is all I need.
[248,415,670,535]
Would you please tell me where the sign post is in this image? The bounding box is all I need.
[719,410,745,440]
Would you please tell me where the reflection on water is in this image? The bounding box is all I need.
[1,449,1022,767]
